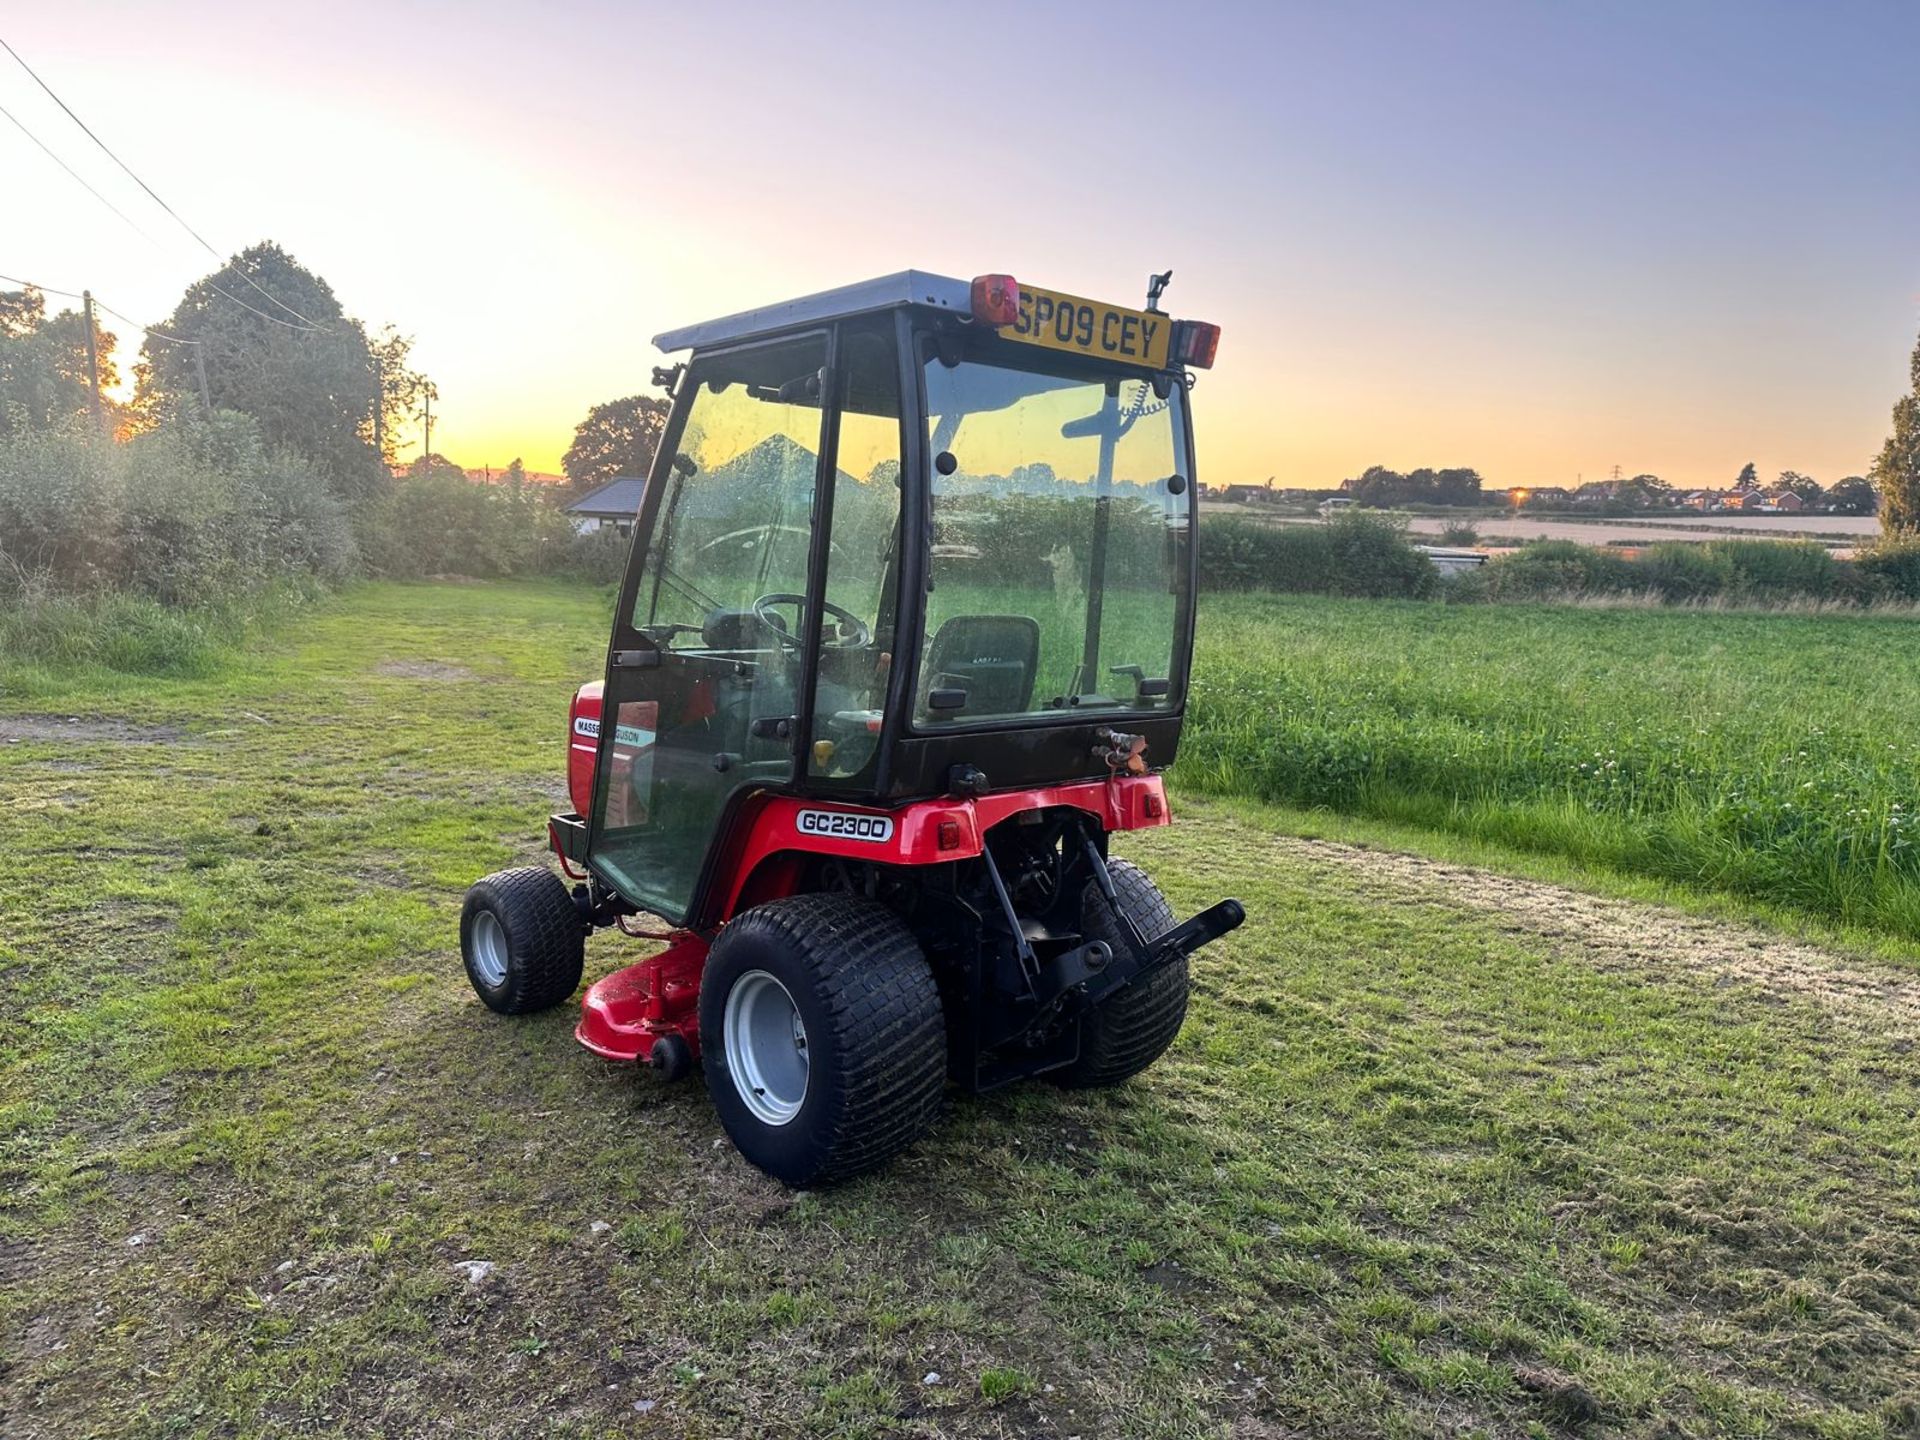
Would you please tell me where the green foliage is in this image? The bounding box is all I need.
[1633,541,1737,602]
[1344,463,1485,507]
[1203,514,1436,598]
[0,413,354,608]
[1479,538,1844,605]
[357,468,575,578]
[1436,520,1480,546]
[135,242,393,504]
[562,393,670,497]
[1711,539,1838,599]
[1874,394,1920,536]
[1480,540,1635,599]
[0,286,120,437]
[1853,537,1920,600]
[1827,475,1878,515]
[560,525,632,585]
[1185,595,1920,938]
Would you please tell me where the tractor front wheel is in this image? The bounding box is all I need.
[1052,859,1188,1089]
[460,867,586,1014]
[699,894,946,1186]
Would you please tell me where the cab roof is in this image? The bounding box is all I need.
[651,270,973,354]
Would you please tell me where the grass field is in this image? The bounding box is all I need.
[4,581,1920,1438]
[1185,595,1920,942]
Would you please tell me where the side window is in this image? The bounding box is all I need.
[808,326,902,783]
[633,335,827,640]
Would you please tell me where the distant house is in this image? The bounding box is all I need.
[565,476,647,535]
[1520,486,1573,507]
[1769,490,1806,513]
[1737,490,1774,512]
[1683,490,1724,511]
[1218,482,1278,505]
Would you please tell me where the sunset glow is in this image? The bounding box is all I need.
[5,2,1917,489]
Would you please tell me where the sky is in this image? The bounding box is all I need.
[3,1,1917,490]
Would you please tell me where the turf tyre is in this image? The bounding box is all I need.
[460,866,586,1015]
[1052,859,1188,1089]
[700,894,946,1186]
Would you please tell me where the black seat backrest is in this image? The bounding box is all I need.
[921,614,1041,719]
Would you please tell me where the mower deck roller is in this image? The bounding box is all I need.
[462,268,1242,1185]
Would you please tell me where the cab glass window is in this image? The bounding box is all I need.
[915,350,1189,726]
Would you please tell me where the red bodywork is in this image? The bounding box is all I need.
[559,682,1173,1066]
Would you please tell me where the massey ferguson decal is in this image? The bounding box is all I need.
[573,715,653,747]
[795,809,895,843]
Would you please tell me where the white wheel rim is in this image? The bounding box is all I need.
[471,910,509,987]
[723,969,809,1126]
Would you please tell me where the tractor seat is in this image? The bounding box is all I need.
[920,614,1040,720]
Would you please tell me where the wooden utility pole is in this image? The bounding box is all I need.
[371,355,384,460]
[193,347,212,412]
[81,289,103,432]
[422,388,432,460]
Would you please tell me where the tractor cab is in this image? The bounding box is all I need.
[585,272,1217,927]
[463,271,1242,1186]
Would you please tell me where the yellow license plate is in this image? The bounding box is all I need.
[1000,285,1171,369]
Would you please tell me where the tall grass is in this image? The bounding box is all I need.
[1182,594,1920,938]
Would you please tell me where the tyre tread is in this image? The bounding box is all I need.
[1054,859,1188,1089]
[462,867,585,1014]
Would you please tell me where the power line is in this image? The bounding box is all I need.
[1,269,201,344]
[0,34,329,331]
[0,90,325,334]
[0,99,158,244]
[93,296,199,345]
[0,269,84,300]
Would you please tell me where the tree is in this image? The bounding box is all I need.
[1734,461,1758,490]
[1873,329,1920,537]
[0,286,121,436]
[407,453,466,480]
[366,325,433,470]
[1776,471,1823,502]
[1826,476,1877,515]
[135,242,399,503]
[500,457,528,490]
[562,394,670,496]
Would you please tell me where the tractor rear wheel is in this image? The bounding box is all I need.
[460,867,586,1015]
[699,894,946,1186]
[1052,860,1188,1089]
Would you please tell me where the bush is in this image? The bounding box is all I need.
[1482,540,1636,599]
[1437,521,1480,546]
[1202,514,1434,598]
[1854,538,1920,600]
[0,413,353,605]
[1634,542,1737,603]
[1325,510,1437,599]
[1708,539,1838,600]
[357,472,575,578]
[562,525,631,584]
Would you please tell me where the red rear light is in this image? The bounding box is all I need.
[937,818,962,851]
[1176,321,1220,369]
[970,274,1021,328]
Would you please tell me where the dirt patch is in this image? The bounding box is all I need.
[375,660,476,681]
[0,715,184,745]
[1245,828,1920,1041]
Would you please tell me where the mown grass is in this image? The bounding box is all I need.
[3,580,1919,1438]
[1185,594,1920,940]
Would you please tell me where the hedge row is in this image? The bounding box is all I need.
[1201,517,1920,605]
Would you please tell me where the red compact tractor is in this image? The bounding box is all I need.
[461,269,1242,1185]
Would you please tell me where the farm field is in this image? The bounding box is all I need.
[1185,594,1920,944]
[4,580,1919,1439]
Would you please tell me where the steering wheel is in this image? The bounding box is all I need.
[752,593,872,650]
